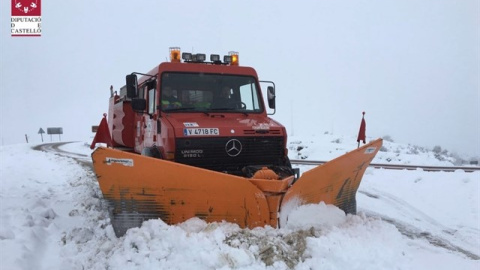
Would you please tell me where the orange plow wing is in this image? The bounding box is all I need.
[281,138,382,215]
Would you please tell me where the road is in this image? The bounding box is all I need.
[32,141,93,170]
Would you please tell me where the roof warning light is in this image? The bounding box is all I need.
[169,47,181,63]
[229,51,239,66]
[169,47,239,65]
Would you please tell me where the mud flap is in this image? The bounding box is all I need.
[92,148,271,236]
[281,139,382,217]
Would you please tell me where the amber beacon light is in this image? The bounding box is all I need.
[169,47,181,63]
[229,51,239,66]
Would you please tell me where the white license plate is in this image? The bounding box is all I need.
[183,128,219,136]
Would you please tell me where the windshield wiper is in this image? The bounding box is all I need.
[164,107,197,112]
[210,108,237,111]
[209,108,249,116]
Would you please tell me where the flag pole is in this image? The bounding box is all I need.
[90,113,113,149]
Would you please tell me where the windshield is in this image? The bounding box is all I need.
[160,72,263,113]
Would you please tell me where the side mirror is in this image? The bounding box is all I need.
[126,74,138,98]
[131,98,146,112]
[267,86,276,109]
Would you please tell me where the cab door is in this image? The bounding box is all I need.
[143,84,158,146]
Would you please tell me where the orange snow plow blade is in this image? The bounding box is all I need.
[281,138,382,214]
[92,147,294,236]
[92,139,381,236]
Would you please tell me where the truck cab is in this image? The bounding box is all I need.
[109,48,292,177]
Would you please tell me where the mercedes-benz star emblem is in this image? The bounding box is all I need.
[225,139,242,157]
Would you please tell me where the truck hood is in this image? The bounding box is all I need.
[164,113,285,138]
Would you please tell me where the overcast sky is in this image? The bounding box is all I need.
[1,0,478,157]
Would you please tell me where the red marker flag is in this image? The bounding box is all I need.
[357,112,366,147]
[90,114,112,149]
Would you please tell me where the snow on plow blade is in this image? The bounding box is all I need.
[92,139,382,236]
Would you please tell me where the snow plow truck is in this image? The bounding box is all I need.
[91,47,382,236]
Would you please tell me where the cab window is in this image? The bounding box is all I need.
[148,89,155,114]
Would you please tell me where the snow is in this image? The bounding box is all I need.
[1,135,479,270]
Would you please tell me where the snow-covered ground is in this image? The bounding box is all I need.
[1,135,479,270]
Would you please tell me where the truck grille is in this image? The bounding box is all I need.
[175,136,285,174]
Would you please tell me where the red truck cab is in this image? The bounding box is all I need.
[109,48,292,177]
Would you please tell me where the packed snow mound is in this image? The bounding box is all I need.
[281,202,347,230]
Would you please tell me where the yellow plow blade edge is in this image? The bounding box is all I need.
[281,138,383,214]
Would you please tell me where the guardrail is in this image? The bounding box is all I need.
[290,159,480,173]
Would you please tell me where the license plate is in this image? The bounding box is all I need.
[183,128,220,136]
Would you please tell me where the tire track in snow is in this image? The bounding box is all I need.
[359,190,480,260]
[33,142,92,170]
